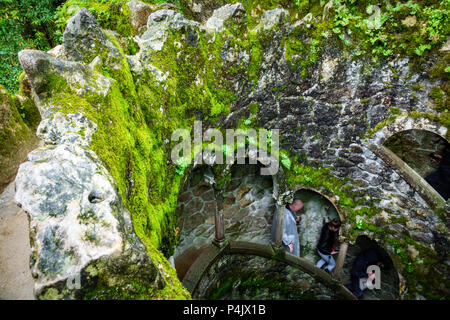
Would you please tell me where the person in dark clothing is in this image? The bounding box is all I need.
[316,219,341,273]
[345,248,384,298]
[425,144,450,200]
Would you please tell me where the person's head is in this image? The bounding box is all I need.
[365,248,386,269]
[329,219,341,232]
[289,199,303,212]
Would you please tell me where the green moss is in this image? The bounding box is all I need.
[429,86,446,112]
[0,84,38,188]
[324,0,449,68]
[55,0,156,38]
[364,115,398,138]
[39,288,65,300]
[249,102,259,114]
[388,107,401,115]
[208,267,318,300]
[19,0,450,300]
[409,111,450,140]
[284,16,331,78]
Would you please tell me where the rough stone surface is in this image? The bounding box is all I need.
[63,8,122,64]
[127,1,154,33]
[0,86,38,193]
[203,3,246,33]
[18,50,113,118]
[13,107,170,297]
[15,13,188,299]
[341,236,400,300]
[171,3,448,299]
[196,254,342,300]
[180,0,229,23]
[9,1,449,300]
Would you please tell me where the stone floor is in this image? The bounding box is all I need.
[0,181,34,300]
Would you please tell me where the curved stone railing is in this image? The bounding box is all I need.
[375,145,446,210]
[182,240,357,300]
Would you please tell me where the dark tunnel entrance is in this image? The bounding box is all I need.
[292,189,341,261]
[342,236,400,300]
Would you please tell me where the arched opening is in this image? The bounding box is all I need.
[384,129,448,179]
[292,189,341,261]
[383,129,449,201]
[342,236,400,300]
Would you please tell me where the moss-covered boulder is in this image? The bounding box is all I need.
[14,8,191,300]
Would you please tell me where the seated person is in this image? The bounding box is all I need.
[425,144,450,200]
[345,248,385,298]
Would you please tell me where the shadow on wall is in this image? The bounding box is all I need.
[342,236,400,300]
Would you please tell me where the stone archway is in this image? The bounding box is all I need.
[383,128,449,200]
[292,188,342,261]
[369,117,449,208]
[368,115,448,148]
[342,235,400,300]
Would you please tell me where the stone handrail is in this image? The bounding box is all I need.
[375,145,446,209]
[182,240,357,300]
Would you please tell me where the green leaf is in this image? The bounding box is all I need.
[280,155,291,169]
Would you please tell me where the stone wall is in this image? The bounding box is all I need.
[174,164,276,258]
[212,6,449,298]
[195,254,342,300]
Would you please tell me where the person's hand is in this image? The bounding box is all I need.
[288,243,293,253]
[296,217,301,225]
[368,272,376,280]
[331,250,338,255]
[430,154,442,163]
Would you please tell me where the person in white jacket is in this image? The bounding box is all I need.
[271,199,303,257]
